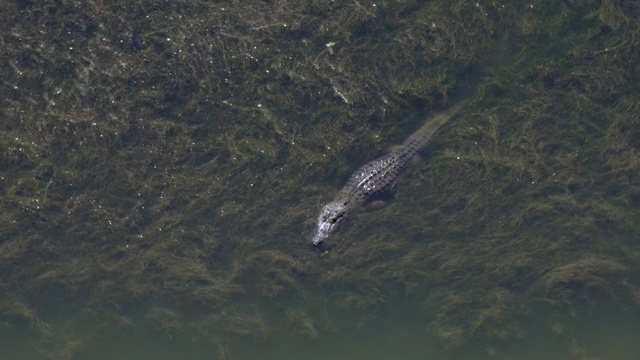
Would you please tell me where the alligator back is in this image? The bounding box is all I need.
[311,99,468,246]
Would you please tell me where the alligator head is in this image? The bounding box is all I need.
[311,201,347,246]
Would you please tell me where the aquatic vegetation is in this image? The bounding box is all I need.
[1,0,639,359]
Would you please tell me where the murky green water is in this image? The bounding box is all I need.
[1,0,639,359]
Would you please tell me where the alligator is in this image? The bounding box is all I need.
[311,99,467,246]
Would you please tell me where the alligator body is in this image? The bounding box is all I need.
[311,100,467,246]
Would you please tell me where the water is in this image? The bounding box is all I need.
[1,0,639,359]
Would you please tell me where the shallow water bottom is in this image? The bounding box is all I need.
[3,299,637,360]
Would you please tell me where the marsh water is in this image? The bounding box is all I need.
[1,1,640,359]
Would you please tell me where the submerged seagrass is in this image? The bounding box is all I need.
[311,99,468,245]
